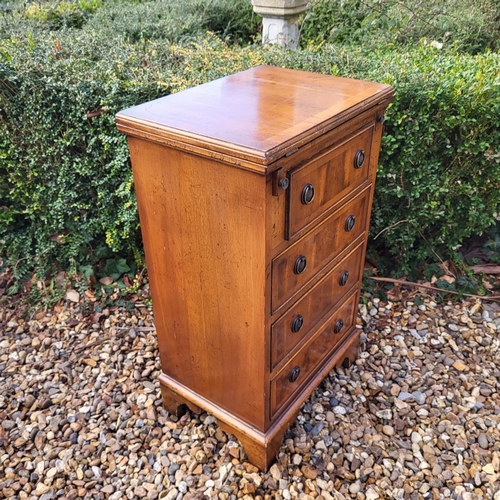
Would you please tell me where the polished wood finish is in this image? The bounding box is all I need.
[271,243,364,370]
[117,66,394,471]
[271,187,370,312]
[287,124,373,238]
[271,291,358,416]
[128,138,267,429]
[117,66,393,172]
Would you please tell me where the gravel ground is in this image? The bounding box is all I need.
[2,292,500,500]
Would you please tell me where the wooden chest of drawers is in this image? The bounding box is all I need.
[116,66,394,471]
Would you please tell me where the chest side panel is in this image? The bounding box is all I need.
[129,138,267,429]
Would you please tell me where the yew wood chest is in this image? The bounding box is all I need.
[116,66,394,471]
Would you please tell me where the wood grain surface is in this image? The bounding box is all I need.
[128,137,268,430]
[271,242,364,370]
[287,124,373,237]
[270,291,359,416]
[117,66,394,169]
[271,187,370,312]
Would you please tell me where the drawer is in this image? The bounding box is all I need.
[271,243,364,370]
[270,291,358,417]
[286,125,373,239]
[272,186,370,312]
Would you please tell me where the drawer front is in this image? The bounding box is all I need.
[271,243,364,370]
[287,125,373,238]
[270,292,358,416]
[272,187,370,312]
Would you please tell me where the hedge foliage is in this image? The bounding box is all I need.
[1,0,500,286]
[300,0,500,54]
[1,0,261,44]
[86,0,260,45]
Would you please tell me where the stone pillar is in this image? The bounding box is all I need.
[252,0,309,49]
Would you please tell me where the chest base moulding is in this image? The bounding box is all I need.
[116,65,394,471]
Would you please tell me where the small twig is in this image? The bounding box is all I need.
[114,326,156,332]
[373,219,409,240]
[71,328,131,354]
[369,276,500,302]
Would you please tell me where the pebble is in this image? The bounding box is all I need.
[1,420,15,430]
[310,423,323,436]
[329,397,339,407]
[409,329,422,340]
[168,464,180,475]
[349,482,361,494]
[164,489,178,500]
[411,432,422,444]
[432,464,442,475]
[376,409,392,419]
[382,425,395,436]
[398,392,415,402]
[478,433,489,449]
[366,489,380,500]
[412,391,426,404]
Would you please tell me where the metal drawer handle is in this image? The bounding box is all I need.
[294,255,307,274]
[345,215,356,232]
[289,366,301,382]
[339,270,349,286]
[334,319,344,334]
[354,149,365,169]
[291,314,304,333]
[301,183,315,205]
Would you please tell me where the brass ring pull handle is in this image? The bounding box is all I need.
[289,366,301,382]
[354,149,365,169]
[301,183,315,205]
[345,215,356,232]
[334,319,344,334]
[339,270,349,286]
[294,255,307,274]
[291,314,304,333]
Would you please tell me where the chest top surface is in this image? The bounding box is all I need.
[116,65,394,168]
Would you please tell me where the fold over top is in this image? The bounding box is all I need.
[116,65,394,173]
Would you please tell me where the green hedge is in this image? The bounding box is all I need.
[0,0,261,44]
[300,0,500,54]
[86,0,261,45]
[0,32,264,286]
[1,28,500,285]
[0,33,162,283]
[255,45,500,273]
